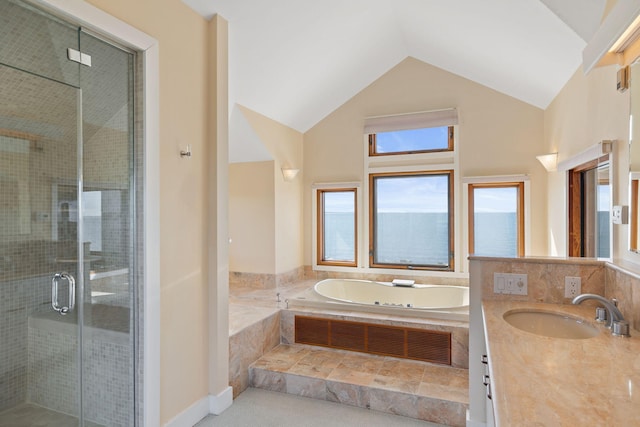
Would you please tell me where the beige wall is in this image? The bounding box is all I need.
[229,161,276,274]
[86,0,216,423]
[543,65,632,260]
[236,106,304,275]
[303,57,547,270]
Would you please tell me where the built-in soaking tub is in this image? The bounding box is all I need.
[289,278,469,321]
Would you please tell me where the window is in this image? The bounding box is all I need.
[468,182,524,257]
[368,126,453,156]
[568,157,610,258]
[310,109,459,273]
[317,188,357,266]
[369,171,454,271]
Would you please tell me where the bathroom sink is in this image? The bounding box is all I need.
[503,310,599,339]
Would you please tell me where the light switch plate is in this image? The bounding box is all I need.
[494,273,528,295]
[612,205,629,224]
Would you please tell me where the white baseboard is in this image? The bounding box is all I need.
[209,386,233,415]
[164,397,209,427]
[164,386,233,427]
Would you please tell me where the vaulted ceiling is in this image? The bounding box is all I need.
[182,0,607,161]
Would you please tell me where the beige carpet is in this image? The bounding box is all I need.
[196,388,446,427]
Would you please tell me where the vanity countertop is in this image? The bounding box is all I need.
[482,300,640,426]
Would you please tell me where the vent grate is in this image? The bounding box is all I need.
[294,315,451,364]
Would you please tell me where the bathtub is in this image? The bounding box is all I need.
[313,278,469,310]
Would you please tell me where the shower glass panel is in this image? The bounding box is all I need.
[0,0,80,86]
[0,63,82,420]
[78,30,135,426]
[0,1,137,425]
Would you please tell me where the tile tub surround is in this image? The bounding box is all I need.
[229,309,280,398]
[229,275,470,402]
[229,279,315,398]
[230,266,305,290]
[302,265,469,286]
[482,299,640,426]
[250,344,468,427]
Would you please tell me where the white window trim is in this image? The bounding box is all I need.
[462,175,531,273]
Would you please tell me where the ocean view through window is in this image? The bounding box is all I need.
[369,171,454,270]
[468,183,524,257]
[317,188,357,266]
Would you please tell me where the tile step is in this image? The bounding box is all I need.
[248,344,468,427]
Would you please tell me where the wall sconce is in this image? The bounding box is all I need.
[536,153,558,172]
[281,168,300,181]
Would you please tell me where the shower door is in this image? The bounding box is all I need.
[0,1,136,425]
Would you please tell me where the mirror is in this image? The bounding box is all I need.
[630,61,640,252]
[568,156,611,258]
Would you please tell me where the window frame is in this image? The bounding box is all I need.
[316,187,358,267]
[368,169,455,271]
[467,181,525,257]
[367,126,454,157]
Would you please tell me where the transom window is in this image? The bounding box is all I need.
[368,126,454,156]
[369,171,454,271]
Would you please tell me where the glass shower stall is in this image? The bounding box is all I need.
[0,0,138,425]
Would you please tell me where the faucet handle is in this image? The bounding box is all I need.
[612,320,631,337]
[611,298,619,307]
[595,307,608,323]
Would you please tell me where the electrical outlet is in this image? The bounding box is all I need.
[564,276,581,298]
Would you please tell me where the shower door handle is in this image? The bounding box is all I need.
[52,272,76,315]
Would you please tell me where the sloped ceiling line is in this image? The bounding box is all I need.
[182,0,606,161]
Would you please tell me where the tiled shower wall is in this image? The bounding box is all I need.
[1,272,133,424]
[27,319,132,426]
[0,274,50,411]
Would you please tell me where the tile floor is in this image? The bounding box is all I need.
[0,404,103,427]
[196,387,445,427]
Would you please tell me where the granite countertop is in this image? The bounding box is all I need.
[482,300,640,426]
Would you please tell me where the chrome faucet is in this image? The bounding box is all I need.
[572,293,629,336]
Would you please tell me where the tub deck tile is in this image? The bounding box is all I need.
[249,344,468,427]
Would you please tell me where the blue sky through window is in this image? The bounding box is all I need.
[375,126,448,153]
[376,175,449,212]
[324,191,354,213]
[474,187,517,213]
